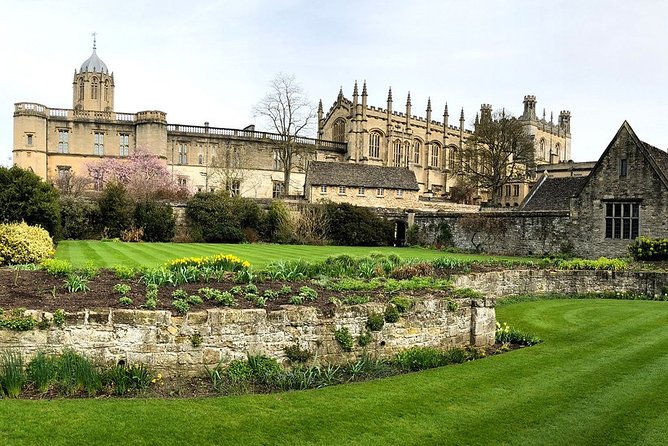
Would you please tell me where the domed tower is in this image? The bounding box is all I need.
[72,35,114,111]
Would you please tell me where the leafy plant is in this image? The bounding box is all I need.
[289,294,305,305]
[284,345,312,363]
[334,327,354,352]
[384,304,401,323]
[113,283,132,296]
[52,309,66,327]
[191,333,203,347]
[118,296,133,306]
[42,259,74,277]
[341,295,371,305]
[0,308,36,331]
[278,285,292,296]
[0,351,25,397]
[390,296,413,313]
[357,330,373,347]
[186,294,203,305]
[55,350,102,396]
[113,265,137,280]
[366,312,385,331]
[495,321,541,346]
[262,289,278,300]
[172,299,190,315]
[171,289,189,300]
[298,286,318,301]
[63,274,90,293]
[144,284,159,310]
[229,286,242,295]
[26,351,58,393]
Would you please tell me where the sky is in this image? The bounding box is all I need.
[1,0,667,166]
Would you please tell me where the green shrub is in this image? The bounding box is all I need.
[629,236,668,260]
[298,286,318,301]
[118,296,133,306]
[104,363,152,396]
[390,296,413,313]
[0,222,54,266]
[60,196,100,239]
[357,330,373,347]
[384,304,401,323]
[42,258,74,277]
[246,355,281,382]
[394,346,447,371]
[172,299,190,315]
[52,309,66,327]
[324,203,395,246]
[55,350,102,396]
[63,274,90,293]
[26,351,58,393]
[113,265,137,280]
[134,200,175,242]
[284,345,312,363]
[223,359,253,383]
[113,283,131,296]
[495,321,541,346]
[341,295,371,305]
[366,312,385,331]
[451,288,484,299]
[556,257,628,271]
[334,327,354,352]
[97,182,135,239]
[144,284,159,310]
[186,193,264,243]
[278,285,292,296]
[0,166,61,237]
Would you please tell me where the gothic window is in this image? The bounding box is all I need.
[393,140,402,167]
[539,138,547,161]
[104,80,109,101]
[369,132,381,158]
[93,132,104,155]
[413,141,421,165]
[119,134,129,157]
[431,142,440,168]
[198,154,203,165]
[178,144,188,165]
[333,119,346,142]
[91,77,99,100]
[513,185,520,197]
[449,147,457,171]
[555,143,561,161]
[605,202,639,239]
[79,79,85,100]
[403,141,410,167]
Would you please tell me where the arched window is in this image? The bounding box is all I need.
[413,141,421,165]
[555,143,561,162]
[431,142,440,168]
[539,138,547,161]
[333,119,346,142]
[198,154,203,165]
[91,77,99,100]
[449,147,457,171]
[393,140,402,167]
[403,141,410,167]
[104,80,109,101]
[369,132,381,158]
[79,79,85,100]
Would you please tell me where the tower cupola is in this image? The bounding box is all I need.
[72,34,115,112]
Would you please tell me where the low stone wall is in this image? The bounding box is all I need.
[0,297,495,377]
[453,269,668,298]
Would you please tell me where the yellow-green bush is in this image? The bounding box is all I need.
[0,222,54,266]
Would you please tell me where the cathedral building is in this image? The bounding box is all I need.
[318,82,571,206]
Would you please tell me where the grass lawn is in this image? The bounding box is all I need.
[1,299,667,445]
[54,240,532,269]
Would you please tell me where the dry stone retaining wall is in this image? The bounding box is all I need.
[0,297,495,377]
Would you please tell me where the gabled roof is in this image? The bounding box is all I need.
[306,161,419,190]
[575,121,668,196]
[520,174,587,211]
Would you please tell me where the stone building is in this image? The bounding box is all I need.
[304,161,420,208]
[13,42,346,197]
[318,82,571,205]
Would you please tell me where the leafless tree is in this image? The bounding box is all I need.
[253,73,316,196]
[461,110,535,204]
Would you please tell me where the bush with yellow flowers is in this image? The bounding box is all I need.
[165,253,250,272]
[0,222,54,266]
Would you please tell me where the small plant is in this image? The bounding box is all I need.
[451,287,484,300]
[357,330,373,347]
[0,308,36,331]
[244,292,259,302]
[244,283,259,294]
[63,274,90,293]
[0,350,26,398]
[394,346,447,371]
[199,288,234,306]
[41,259,73,277]
[289,294,305,305]
[26,351,57,393]
[384,304,401,323]
[118,296,133,306]
[278,285,292,296]
[445,299,459,312]
[390,296,413,313]
[55,350,102,396]
[172,299,190,315]
[284,345,312,363]
[191,332,203,347]
[234,268,256,284]
[298,286,318,301]
[113,265,137,280]
[341,295,371,305]
[495,322,541,346]
[144,284,159,310]
[113,283,132,296]
[366,312,385,331]
[171,289,189,300]
[186,294,203,305]
[78,261,100,279]
[229,285,242,295]
[263,289,279,300]
[52,309,66,327]
[334,327,354,352]
[253,295,267,308]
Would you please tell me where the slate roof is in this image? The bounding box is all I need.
[306,161,419,190]
[643,141,668,181]
[520,175,588,211]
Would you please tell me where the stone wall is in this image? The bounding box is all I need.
[453,269,668,298]
[414,211,573,256]
[0,297,495,377]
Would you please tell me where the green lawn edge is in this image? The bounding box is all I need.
[1,299,667,445]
